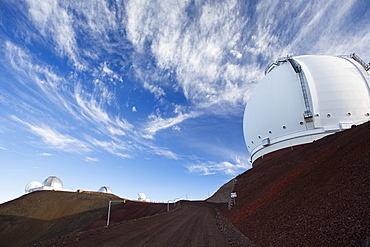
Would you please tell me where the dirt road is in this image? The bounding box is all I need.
[35,201,251,247]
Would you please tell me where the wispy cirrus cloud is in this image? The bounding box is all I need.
[3,40,182,161]
[4,41,133,140]
[85,156,99,162]
[125,0,257,109]
[26,0,84,69]
[249,0,369,60]
[125,0,369,112]
[144,110,200,139]
[5,41,70,110]
[10,115,91,154]
[146,144,180,160]
[187,156,250,176]
[39,153,53,156]
[2,0,369,178]
[86,136,132,159]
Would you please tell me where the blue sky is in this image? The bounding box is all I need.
[0,0,369,203]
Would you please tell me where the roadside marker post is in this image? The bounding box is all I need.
[229,192,237,209]
[107,200,126,226]
[167,197,180,212]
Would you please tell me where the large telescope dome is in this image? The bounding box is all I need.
[244,54,370,164]
[43,176,63,189]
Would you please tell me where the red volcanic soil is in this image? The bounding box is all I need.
[84,200,167,230]
[0,191,168,247]
[33,201,253,247]
[0,191,251,246]
[224,121,370,246]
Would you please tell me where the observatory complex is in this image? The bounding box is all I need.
[25,176,112,194]
[25,176,67,193]
[244,54,370,164]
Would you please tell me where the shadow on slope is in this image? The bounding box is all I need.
[84,200,168,229]
[0,190,170,246]
[0,190,122,246]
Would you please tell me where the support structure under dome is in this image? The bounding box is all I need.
[244,54,370,164]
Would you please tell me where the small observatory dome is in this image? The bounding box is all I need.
[43,176,63,189]
[244,54,370,163]
[138,193,150,202]
[25,181,42,193]
[98,186,112,193]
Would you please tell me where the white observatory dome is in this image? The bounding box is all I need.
[138,193,146,201]
[25,181,42,193]
[244,54,370,164]
[98,186,112,193]
[43,176,63,189]
[138,193,150,202]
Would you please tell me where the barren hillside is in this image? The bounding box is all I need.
[0,191,166,246]
[224,121,370,246]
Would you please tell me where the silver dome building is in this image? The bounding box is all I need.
[98,186,112,194]
[25,176,66,193]
[244,54,370,164]
[43,176,63,189]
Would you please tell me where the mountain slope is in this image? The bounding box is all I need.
[224,122,370,246]
[0,191,121,246]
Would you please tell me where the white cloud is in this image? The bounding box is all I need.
[146,144,180,160]
[4,41,135,150]
[40,153,53,156]
[11,115,91,154]
[125,0,256,109]
[26,0,85,69]
[144,111,200,139]
[3,0,369,176]
[172,125,181,132]
[87,136,132,159]
[73,83,134,138]
[4,41,84,121]
[125,0,369,111]
[187,156,250,176]
[143,81,166,99]
[85,156,99,162]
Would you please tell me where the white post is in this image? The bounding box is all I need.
[107,201,112,226]
[106,200,125,226]
[167,198,180,212]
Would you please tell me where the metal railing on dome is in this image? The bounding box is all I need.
[350,53,370,71]
[264,56,290,75]
[287,57,313,119]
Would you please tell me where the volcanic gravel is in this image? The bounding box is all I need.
[32,201,254,247]
[224,122,370,246]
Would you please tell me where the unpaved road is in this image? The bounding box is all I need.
[35,201,250,247]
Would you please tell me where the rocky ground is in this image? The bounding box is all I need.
[224,122,370,246]
[32,201,253,247]
[0,191,168,246]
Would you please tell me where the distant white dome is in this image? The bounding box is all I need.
[244,54,370,163]
[25,181,42,193]
[138,193,150,202]
[138,193,146,200]
[43,176,63,189]
[98,186,112,193]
